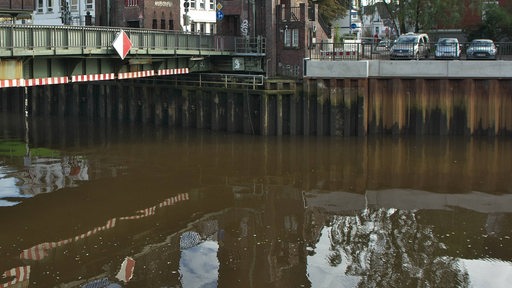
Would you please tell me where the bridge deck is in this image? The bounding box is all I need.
[0,24,265,58]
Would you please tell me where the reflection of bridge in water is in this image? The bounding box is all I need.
[1,175,511,287]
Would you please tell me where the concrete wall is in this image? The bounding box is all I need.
[305,60,512,79]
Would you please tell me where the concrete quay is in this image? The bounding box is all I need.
[304,60,512,79]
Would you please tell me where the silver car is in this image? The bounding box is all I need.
[466,39,497,60]
[435,38,461,59]
[390,33,430,60]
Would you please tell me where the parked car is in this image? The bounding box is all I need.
[434,38,461,59]
[466,39,498,60]
[374,40,392,53]
[390,32,430,60]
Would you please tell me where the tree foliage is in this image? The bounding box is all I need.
[315,0,351,25]
[366,0,466,34]
[317,0,512,40]
[468,3,512,41]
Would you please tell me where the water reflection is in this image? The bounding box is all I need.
[0,114,511,287]
[307,209,468,287]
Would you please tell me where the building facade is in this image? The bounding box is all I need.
[32,0,95,25]
[181,0,217,34]
[95,0,215,33]
[0,0,34,23]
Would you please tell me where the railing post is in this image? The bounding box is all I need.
[82,26,86,54]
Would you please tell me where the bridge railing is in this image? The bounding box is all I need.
[0,24,265,57]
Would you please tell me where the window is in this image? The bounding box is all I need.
[125,0,139,6]
[191,23,196,33]
[37,0,43,13]
[199,0,205,9]
[86,0,93,9]
[161,19,166,29]
[190,0,196,9]
[71,0,78,11]
[47,0,53,12]
[292,29,299,47]
[200,23,205,34]
[209,0,214,10]
[284,28,299,48]
[169,19,174,30]
[152,19,157,29]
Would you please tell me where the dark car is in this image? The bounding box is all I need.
[466,39,498,60]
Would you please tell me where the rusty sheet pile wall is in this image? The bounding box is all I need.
[1,77,511,137]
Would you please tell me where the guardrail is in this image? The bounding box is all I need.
[309,41,512,61]
[176,73,265,89]
[0,24,265,57]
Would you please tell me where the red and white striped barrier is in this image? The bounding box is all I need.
[321,51,358,58]
[116,257,135,283]
[120,193,189,220]
[17,193,188,264]
[25,77,69,86]
[0,266,30,288]
[20,218,116,261]
[120,206,157,220]
[0,77,69,88]
[71,73,116,82]
[74,218,117,241]
[157,68,189,76]
[0,68,190,88]
[0,79,24,88]
[159,193,190,207]
[20,239,73,261]
[118,70,155,80]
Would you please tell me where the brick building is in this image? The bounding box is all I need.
[96,0,180,30]
[218,0,329,77]
[94,0,330,78]
[0,0,35,22]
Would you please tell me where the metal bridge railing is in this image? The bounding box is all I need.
[0,24,265,57]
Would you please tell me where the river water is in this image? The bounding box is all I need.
[0,112,511,287]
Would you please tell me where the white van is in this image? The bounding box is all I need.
[390,32,430,60]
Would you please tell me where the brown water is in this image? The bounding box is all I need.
[0,113,511,287]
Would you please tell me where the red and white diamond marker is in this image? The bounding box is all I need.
[113,30,132,60]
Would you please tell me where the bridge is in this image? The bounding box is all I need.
[0,24,266,88]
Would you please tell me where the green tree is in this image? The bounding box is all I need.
[366,0,469,35]
[468,3,512,41]
[315,0,351,26]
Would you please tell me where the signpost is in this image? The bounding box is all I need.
[112,30,132,60]
[216,10,224,21]
[216,2,223,21]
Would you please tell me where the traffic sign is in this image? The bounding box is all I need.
[350,23,357,29]
[112,30,132,60]
[216,3,223,10]
[216,10,224,21]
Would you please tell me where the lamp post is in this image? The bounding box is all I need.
[348,1,352,35]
